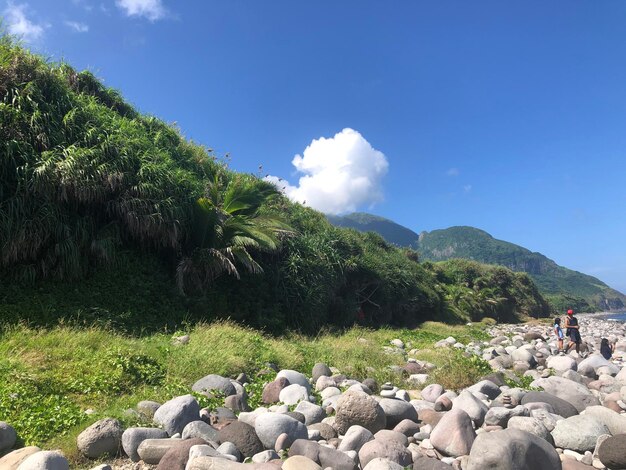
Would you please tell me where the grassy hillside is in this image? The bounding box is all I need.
[326,212,420,248]
[418,226,626,312]
[0,37,552,332]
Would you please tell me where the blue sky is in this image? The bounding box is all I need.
[3,0,626,294]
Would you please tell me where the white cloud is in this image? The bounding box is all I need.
[71,0,93,11]
[65,20,89,32]
[446,167,459,177]
[115,0,166,21]
[266,128,389,215]
[3,2,46,42]
[463,184,472,193]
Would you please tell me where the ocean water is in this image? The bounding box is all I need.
[599,311,626,322]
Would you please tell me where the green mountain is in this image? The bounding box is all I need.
[327,214,625,312]
[326,213,420,248]
[418,226,626,312]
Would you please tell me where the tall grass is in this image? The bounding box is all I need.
[0,320,491,464]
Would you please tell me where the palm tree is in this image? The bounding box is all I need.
[176,172,292,294]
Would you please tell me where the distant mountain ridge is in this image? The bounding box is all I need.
[328,214,626,312]
[326,213,420,248]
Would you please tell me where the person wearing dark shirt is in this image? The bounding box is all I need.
[564,309,582,355]
[600,338,614,360]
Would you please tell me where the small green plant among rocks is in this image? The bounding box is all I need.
[0,376,84,446]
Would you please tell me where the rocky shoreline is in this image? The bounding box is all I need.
[1,316,626,470]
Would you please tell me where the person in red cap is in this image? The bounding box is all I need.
[564,309,582,354]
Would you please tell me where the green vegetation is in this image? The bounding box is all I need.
[0,38,553,333]
[327,214,625,313]
[176,172,292,294]
[418,226,626,312]
[430,258,552,322]
[0,320,490,464]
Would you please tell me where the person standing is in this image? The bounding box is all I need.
[554,317,564,353]
[564,309,582,355]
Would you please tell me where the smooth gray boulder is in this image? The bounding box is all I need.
[137,438,183,465]
[187,457,278,469]
[16,451,69,470]
[294,401,326,425]
[279,384,309,405]
[467,380,501,400]
[76,418,123,458]
[189,444,222,461]
[251,449,279,463]
[288,439,357,470]
[430,408,475,457]
[153,395,200,436]
[216,441,240,461]
[392,419,421,437]
[363,458,404,470]
[551,415,610,452]
[582,405,626,435]
[507,417,553,443]
[511,348,536,367]
[312,363,332,383]
[276,370,311,392]
[578,355,619,378]
[484,405,527,427]
[421,384,444,403]
[546,355,577,373]
[529,377,599,413]
[122,427,168,462]
[374,430,408,448]
[308,422,334,441]
[155,437,206,470]
[0,447,41,469]
[282,455,322,470]
[334,390,386,434]
[598,434,626,469]
[224,394,251,413]
[520,391,578,418]
[358,438,412,469]
[412,456,451,470]
[529,409,562,433]
[338,425,375,453]
[561,370,585,384]
[452,390,488,426]
[378,398,418,429]
[466,429,561,470]
[0,422,17,452]
[137,400,161,418]
[192,375,237,397]
[182,421,219,442]
[254,413,308,449]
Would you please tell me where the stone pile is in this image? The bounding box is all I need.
[1,315,626,469]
